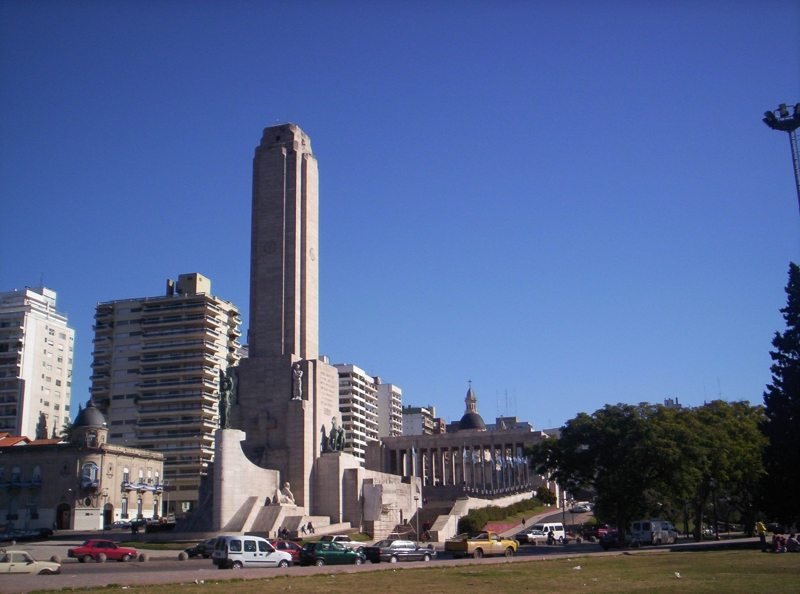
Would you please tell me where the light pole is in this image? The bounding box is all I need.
[414,495,420,545]
[762,103,800,213]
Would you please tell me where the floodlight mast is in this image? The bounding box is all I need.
[763,103,800,214]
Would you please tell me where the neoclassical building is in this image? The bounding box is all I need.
[367,385,552,501]
[0,400,163,531]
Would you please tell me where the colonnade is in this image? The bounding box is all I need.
[387,442,531,494]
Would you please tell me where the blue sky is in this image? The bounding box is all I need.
[1,0,799,429]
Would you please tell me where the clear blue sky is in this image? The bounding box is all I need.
[2,1,799,430]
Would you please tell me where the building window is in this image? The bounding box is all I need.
[121,497,129,518]
[137,497,143,518]
[81,463,99,489]
[122,467,130,483]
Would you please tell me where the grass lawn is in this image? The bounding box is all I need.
[33,550,800,593]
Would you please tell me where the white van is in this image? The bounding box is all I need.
[212,534,292,569]
[527,522,566,544]
[629,520,678,546]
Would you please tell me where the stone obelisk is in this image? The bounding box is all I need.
[233,124,339,510]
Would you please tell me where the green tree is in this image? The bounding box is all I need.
[529,403,671,544]
[762,262,800,527]
[683,401,765,540]
[60,419,73,441]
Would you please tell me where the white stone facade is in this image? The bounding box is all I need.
[0,287,74,438]
[376,379,403,438]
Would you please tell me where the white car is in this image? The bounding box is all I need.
[0,550,61,574]
[212,534,292,569]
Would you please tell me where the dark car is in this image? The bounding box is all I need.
[299,541,365,566]
[185,537,218,558]
[363,539,436,563]
[268,539,302,564]
[600,530,630,550]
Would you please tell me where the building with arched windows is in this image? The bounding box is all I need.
[0,400,163,531]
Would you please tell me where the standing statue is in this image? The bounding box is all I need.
[320,424,329,452]
[327,416,346,452]
[336,423,346,451]
[292,363,303,400]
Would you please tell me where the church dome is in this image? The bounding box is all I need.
[458,411,487,431]
[72,399,107,429]
[458,383,486,431]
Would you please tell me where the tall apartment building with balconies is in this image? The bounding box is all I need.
[402,405,438,436]
[90,273,241,516]
[375,378,402,438]
[0,287,74,439]
[334,363,380,461]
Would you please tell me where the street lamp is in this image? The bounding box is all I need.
[414,494,421,541]
[762,102,800,213]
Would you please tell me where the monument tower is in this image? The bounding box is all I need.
[233,124,339,509]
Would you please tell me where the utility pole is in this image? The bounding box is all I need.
[762,103,800,213]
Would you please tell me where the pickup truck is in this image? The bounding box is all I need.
[444,532,518,559]
[318,534,365,552]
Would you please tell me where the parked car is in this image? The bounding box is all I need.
[363,539,436,563]
[570,502,592,513]
[185,537,218,558]
[317,534,365,552]
[600,529,628,550]
[0,550,61,574]
[514,529,536,544]
[212,534,291,569]
[582,523,611,542]
[67,539,138,562]
[299,541,366,566]
[268,539,303,564]
[629,519,678,546]
[526,523,567,544]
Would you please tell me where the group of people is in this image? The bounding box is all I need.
[772,533,799,553]
[299,521,315,535]
[756,521,799,553]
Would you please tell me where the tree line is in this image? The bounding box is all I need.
[529,263,800,540]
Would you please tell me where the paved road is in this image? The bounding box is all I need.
[0,532,760,594]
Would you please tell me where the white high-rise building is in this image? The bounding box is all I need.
[375,378,402,437]
[90,273,241,515]
[402,405,437,436]
[0,287,74,438]
[334,363,380,461]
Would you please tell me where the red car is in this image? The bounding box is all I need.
[67,539,138,562]
[268,539,302,564]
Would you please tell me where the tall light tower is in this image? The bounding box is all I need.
[763,103,800,213]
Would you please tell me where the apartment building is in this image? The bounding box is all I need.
[0,287,73,438]
[90,273,241,516]
[334,364,380,461]
[375,378,402,438]
[402,405,438,436]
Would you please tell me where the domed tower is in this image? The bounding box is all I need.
[71,399,108,448]
[458,382,486,431]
